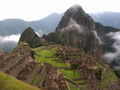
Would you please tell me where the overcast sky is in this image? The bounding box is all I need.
[0,0,119,21]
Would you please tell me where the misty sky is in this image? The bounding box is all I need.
[0,0,119,21]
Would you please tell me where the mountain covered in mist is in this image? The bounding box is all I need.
[43,5,119,58]
[1,10,120,55]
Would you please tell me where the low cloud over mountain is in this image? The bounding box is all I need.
[0,34,20,51]
[0,34,20,43]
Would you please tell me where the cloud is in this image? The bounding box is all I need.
[0,0,120,21]
[61,18,84,33]
[104,31,120,63]
[0,34,20,43]
[68,4,83,12]
[93,31,103,44]
[113,66,120,71]
[0,34,20,51]
[35,30,42,36]
[0,31,41,51]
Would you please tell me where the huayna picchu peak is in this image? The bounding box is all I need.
[56,5,95,32]
[0,4,120,90]
[43,5,119,59]
[43,5,101,58]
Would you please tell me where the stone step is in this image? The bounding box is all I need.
[0,56,23,72]
[32,66,48,87]
[72,78,85,81]
[17,62,41,83]
[5,55,31,77]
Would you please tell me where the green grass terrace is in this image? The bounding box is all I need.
[33,47,87,90]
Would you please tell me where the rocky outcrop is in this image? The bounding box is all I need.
[19,27,46,48]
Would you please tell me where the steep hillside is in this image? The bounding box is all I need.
[0,71,39,90]
[0,43,68,90]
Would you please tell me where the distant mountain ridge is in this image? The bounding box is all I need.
[0,13,63,36]
[90,12,120,29]
[0,12,120,36]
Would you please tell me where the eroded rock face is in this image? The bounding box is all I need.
[19,27,45,48]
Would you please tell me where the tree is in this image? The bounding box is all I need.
[95,68,102,80]
[30,51,35,59]
[70,64,78,74]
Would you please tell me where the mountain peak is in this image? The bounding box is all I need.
[25,27,34,32]
[68,4,83,12]
[65,4,85,16]
[19,27,45,48]
[56,4,94,31]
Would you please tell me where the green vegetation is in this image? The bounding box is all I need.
[0,71,40,90]
[33,49,67,67]
[70,64,79,74]
[33,47,86,90]
[69,84,79,90]
[33,47,118,89]
[99,65,117,89]
[95,68,102,80]
[60,69,85,89]
[60,69,80,80]
[13,42,31,52]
